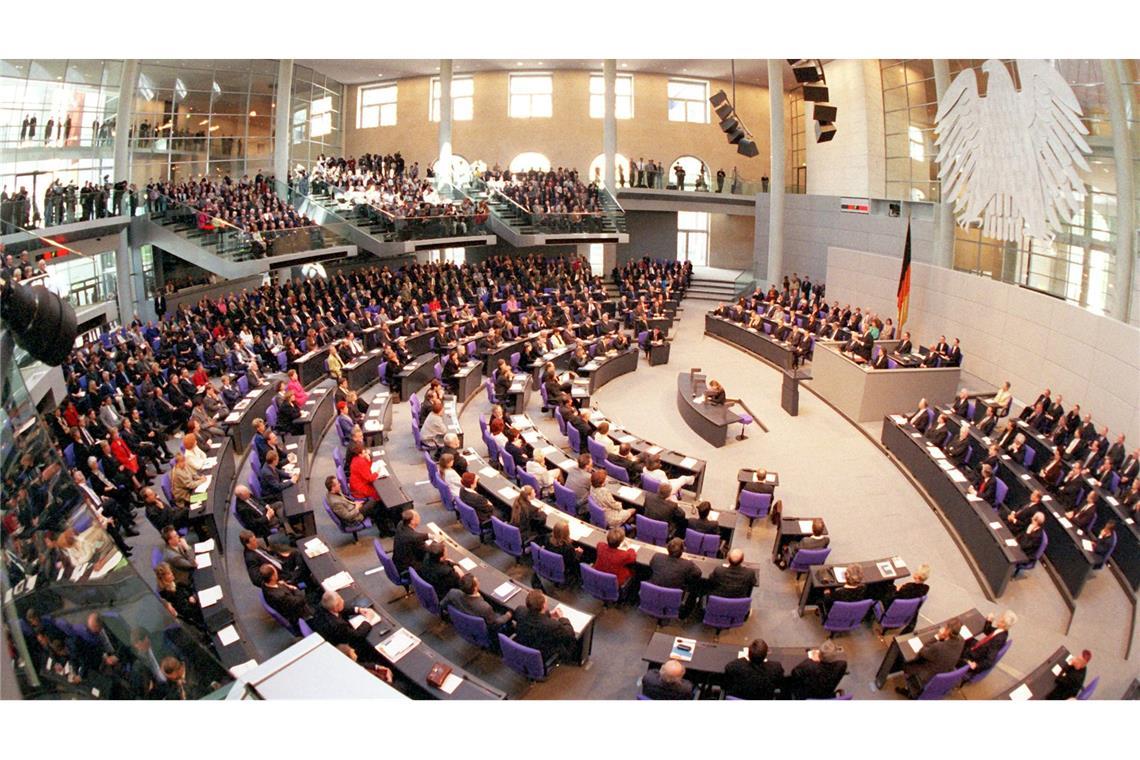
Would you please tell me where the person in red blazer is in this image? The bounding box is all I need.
[594,527,636,589]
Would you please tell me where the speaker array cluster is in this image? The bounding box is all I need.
[708,89,759,158]
[789,59,837,143]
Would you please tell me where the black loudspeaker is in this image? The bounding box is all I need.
[709,90,734,121]
[814,121,837,143]
[737,139,759,158]
[803,84,829,102]
[813,103,837,122]
[792,61,824,84]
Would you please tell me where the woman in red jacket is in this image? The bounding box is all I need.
[593,527,636,590]
[108,428,140,476]
[347,441,381,507]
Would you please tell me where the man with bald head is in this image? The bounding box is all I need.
[234,482,283,538]
[310,590,385,663]
[641,659,694,700]
[707,548,757,599]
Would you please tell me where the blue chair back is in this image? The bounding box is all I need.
[994,479,1009,507]
[638,582,682,623]
[150,547,164,569]
[433,362,443,381]
[604,459,631,484]
[966,399,977,421]
[737,490,772,524]
[566,425,582,454]
[518,469,542,493]
[261,591,300,635]
[408,567,442,616]
[1022,448,1036,467]
[587,495,607,528]
[510,352,521,370]
[422,451,439,483]
[554,406,567,436]
[529,542,567,585]
[456,500,487,540]
[247,472,262,500]
[324,496,369,537]
[1018,530,1048,572]
[484,379,496,405]
[499,450,518,480]
[1076,676,1099,700]
[581,564,620,603]
[373,539,409,591]
[435,479,458,513]
[491,516,523,558]
[265,404,278,429]
[63,444,76,468]
[822,599,875,633]
[377,361,389,386]
[918,664,970,700]
[411,418,425,450]
[1093,531,1117,569]
[478,414,489,436]
[238,375,250,395]
[482,430,499,462]
[450,607,493,650]
[684,529,720,557]
[965,639,1011,684]
[635,514,669,546]
[498,634,547,680]
[587,436,607,467]
[873,595,925,630]
[703,595,751,631]
[161,472,174,502]
[553,482,579,515]
[640,470,664,494]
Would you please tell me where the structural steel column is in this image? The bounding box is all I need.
[112,60,139,186]
[439,60,454,186]
[766,60,785,285]
[933,59,957,270]
[1102,59,1136,323]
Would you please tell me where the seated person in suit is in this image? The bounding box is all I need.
[1017,512,1048,557]
[1038,449,1065,487]
[649,538,702,616]
[592,421,618,456]
[439,433,468,477]
[1056,462,1086,506]
[896,618,965,698]
[442,574,514,634]
[642,481,687,538]
[962,610,1017,675]
[925,413,950,446]
[392,509,429,574]
[416,542,463,599]
[703,379,726,405]
[1046,649,1091,700]
[641,659,694,700]
[510,485,548,546]
[326,475,382,527]
[258,449,298,505]
[525,449,561,491]
[260,563,312,627]
[234,483,286,538]
[644,456,695,497]
[503,427,530,467]
[945,425,971,463]
[594,527,637,590]
[724,639,784,700]
[822,563,865,614]
[1004,489,1046,534]
[1092,520,1117,563]
[589,469,635,528]
[708,548,757,599]
[1065,490,1099,532]
[563,452,594,509]
[540,522,583,581]
[969,464,998,505]
[895,331,913,356]
[778,518,829,569]
[687,500,720,538]
[878,564,930,615]
[976,405,999,436]
[239,530,304,587]
[988,380,1013,417]
[951,388,972,418]
[275,390,303,436]
[311,591,387,664]
[458,471,494,526]
[908,398,931,433]
[607,443,645,484]
[438,452,464,500]
[789,640,847,699]
[513,589,575,663]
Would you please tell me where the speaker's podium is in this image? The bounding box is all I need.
[675,370,742,448]
[781,369,800,416]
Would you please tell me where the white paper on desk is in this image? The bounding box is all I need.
[1051,664,1063,676]
[210,441,222,450]
[558,459,577,470]
[797,520,814,534]
[1005,538,1019,547]
[692,397,704,405]
[235,399,251,411]
[509,415,529,429]
[479,466,498,479]
[321,571,354,593]
[907,637,923,654]
[433,671,463,694]
[989,521,1002,530]
[194,539,216,554]
[372,462,389,479]
[833,566,847,584]
[195,553,213,569]
[572,387,590,397]
[216,625,240,647]
[703,510,719,521]
[198,585,223,608]
[679,456,698,469]
[966,494,983,503]
[1008,683,1033,701]
[303,538,329,558]
[284,443,299,451]
[457,557,477,572]
[1058,517,1072,529]
[229,659,258,678]
[1081,539,1095,552]
[376,629,420,663]
[1106,496,1119,506]
[348,615,367,630]
[553,604,592,635]
[521,431,540,445]
[929,448,946,460]
[202,457,218,469]
[364,421,381,432]
[910,432,923,439]
[877,561,897,578]
[539,445,557,457]
[1020,473,1031,481]
[498,486,519,501]
[618,485,642,501]
[959,624,973,640]
[88,554,121,580]
[368,408,382,418]
[890,415,907,425]
[937,460,954,472]
[193,476,211,493]
[225,412,241,423]
[492,581,519,600]
[948,469,967,483]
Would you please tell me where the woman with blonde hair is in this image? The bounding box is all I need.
[154,561,207,632]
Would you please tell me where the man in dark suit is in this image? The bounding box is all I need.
[648,538,702,617]
[513,589,575,663]
[895,331,913,356]
[687,501,720,537]
[240,530,304,587]
[234,483,283,538]
[741,467,775,496]
[724,639,784,700]
[442,575,513,634]
[417,542,463,598]
[260,564,312,627]
[908,400,931,434]
[641,659,694,700]
[310,590,386,664]
[392,509,429,574]
[778,518,829,569]
[789,640,847,699]
[1017,513,1047,558]
[1057,463,1086,507]
[962,610,1015,676]
[971,464,998,505]
[707,549,757,599]
[897,618,965,698]
[458,472,494,526]
[643,481,687,538]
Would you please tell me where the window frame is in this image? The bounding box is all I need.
[429,75,474,122]
[357,82,398,128]
[589,73,634,119]
[508,72,553,119]
[667,78,710,124]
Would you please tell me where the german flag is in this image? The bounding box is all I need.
[896,219,912,329]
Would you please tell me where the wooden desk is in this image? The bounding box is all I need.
[993,647,1072,700]
[395,352,437,401]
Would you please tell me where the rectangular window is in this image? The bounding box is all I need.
[430,76,474,122]
[426,247,466,265]
[589,74,633,119]
[907,125,925,161]
[358,83,397,128]
[310,95,332,138]
[509,73,553,118]
[676,211,709,265]
[667,79,709,124]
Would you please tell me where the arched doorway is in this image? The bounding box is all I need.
[668,155,711,192]
[509,152,551,175]
[588,153,631,189]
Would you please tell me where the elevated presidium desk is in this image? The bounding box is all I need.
[676,371,742,448]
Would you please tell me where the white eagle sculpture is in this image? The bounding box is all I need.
[935,59,1092,243]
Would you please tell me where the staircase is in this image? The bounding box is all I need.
[466,180,628,247]
[685,267,748,303]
